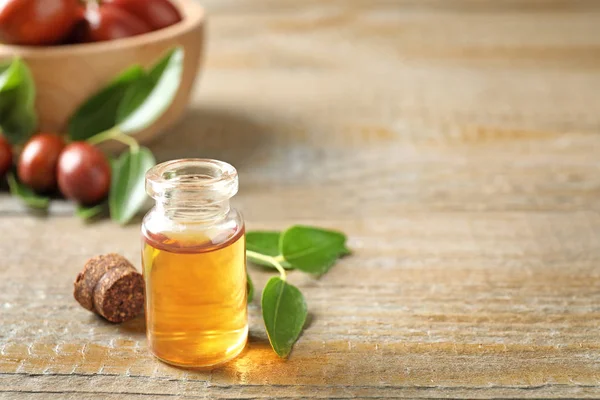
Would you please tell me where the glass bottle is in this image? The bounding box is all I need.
[141,159,248,368]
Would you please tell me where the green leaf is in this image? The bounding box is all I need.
[0,61,12,83]
[115,75,154,123]
[117,47,184,134]
[68,65,145,141]
[109,147,155,225]
[247,272,254,303]
[0,58,37,144]
[340,245,352,257]
[246,231,293,269]
[280,225,348,275]
[7,172,49,210]
[261,277,307,358]
[75,202,107,221]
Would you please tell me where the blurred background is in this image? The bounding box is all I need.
[161,0,600,221]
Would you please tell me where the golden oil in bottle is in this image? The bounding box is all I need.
[142,159,248,368]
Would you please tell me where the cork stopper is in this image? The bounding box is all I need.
[74,254,145,323]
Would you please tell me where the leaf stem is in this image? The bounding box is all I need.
[87,127,139,152]
[246,250,287,281]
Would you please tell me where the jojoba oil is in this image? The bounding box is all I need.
[142,159,248,368]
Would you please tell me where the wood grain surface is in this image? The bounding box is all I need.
[1,0,600,398]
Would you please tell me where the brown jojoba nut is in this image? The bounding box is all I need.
[74,253,145,323]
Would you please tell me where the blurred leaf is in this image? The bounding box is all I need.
[109,147,155,225]
[68,65,145,141]
[340,245,352,256]
[247,272,254,303]
[117,47,184,134]
[75,202,107,221]
[0,58,37,144]
[7,172,49,209]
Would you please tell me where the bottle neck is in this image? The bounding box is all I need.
[154,195,231,223]
[145,159,240,224]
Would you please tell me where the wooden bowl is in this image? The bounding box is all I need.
[0,0,204,146]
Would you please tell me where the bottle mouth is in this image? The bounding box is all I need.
[145,159,239,201]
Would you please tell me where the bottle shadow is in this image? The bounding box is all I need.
[115,314,146,336]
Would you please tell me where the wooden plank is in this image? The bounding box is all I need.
[1,214,600,397]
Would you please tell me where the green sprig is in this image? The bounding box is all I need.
[246,226,349,358]
[72,47,184,224]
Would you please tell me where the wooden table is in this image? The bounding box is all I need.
[1,1,600,398]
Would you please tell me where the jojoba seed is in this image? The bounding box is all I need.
[0,136,12,178]
[79,4,151,42]
[0,0,83,45]
[57,142,111,205]
[103,0,182,30]
[18,133,66,193]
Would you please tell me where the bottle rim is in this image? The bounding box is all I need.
[145,158,239,201]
